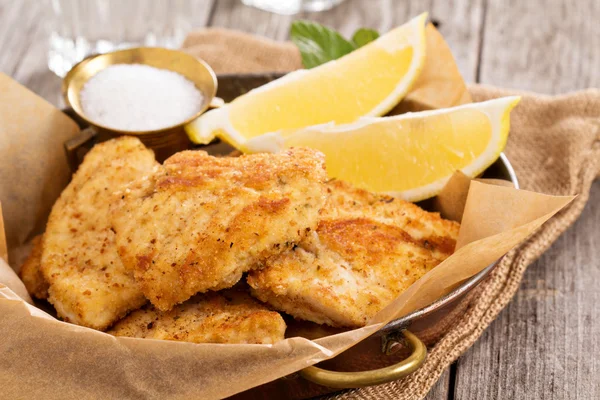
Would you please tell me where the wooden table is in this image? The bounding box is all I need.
[1,1,598,398]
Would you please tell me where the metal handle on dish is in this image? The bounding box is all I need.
[64,127,98,172]
[299,330,427,389]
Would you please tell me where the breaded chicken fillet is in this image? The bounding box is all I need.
[109,290,285,344]
[248,180,460,328]
[41,137,159,330]
[19,235,48,300]
[112,148,326,311]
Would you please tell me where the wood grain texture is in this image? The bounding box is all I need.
[9,4,63,106]
[0,1,46,77]
[454,182,600,400]
[424,368,452,400]
[430,0,485,83]
[296,0,424,37]
[210,0,292,40]
[478,0,600,93]
[454,0,600,397]
[1,0,214,106]
[0,1,64,105]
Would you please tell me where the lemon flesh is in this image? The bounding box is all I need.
[186,13,428,149]
[248,96,520,202]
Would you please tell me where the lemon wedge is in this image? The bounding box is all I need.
[247,96,520,202]
[186,13,428,149]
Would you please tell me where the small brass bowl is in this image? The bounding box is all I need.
[62,47,218,159]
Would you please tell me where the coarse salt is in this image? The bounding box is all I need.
[80,64,204,131]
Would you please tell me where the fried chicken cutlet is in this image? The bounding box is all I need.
[109,290,285,344]
[112,148,327,311]
[248,180,460,328]
[41,137,159,330]
[19,235,49,300]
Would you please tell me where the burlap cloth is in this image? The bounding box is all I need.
[183,30,600,399]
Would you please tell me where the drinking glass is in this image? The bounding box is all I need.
[241,0,346,15]
[48,0,205,77]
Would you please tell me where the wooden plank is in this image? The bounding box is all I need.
[454,183,600,400]
[295,0,429,37]
[5,0,214,105]
[209,0,293,40]
[10,4,63,106]
[430,0,485,83]
[424,368,452,400]
[478,0,600,93]
[0,2,63,104]
[455,0,600,397]
[177,0,216,29]
[0,1,43,77]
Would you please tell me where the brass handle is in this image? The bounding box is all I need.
[299,330,426,389]
[64,127,98,172]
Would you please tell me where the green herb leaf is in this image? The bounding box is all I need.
[290,20,356,69]
[352,28,380,48]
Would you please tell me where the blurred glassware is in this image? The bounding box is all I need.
[241,0,346,15]
[48,0,206,77]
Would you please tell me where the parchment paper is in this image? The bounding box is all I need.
[0,75,573,399]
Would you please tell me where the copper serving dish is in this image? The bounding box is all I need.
[63,72,519,400]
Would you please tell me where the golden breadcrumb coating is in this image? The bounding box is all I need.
[111,148,327,311]
[18,235,48,299]
[41,137,159,330]
[109,290,286,344]
[248,180,460,328]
